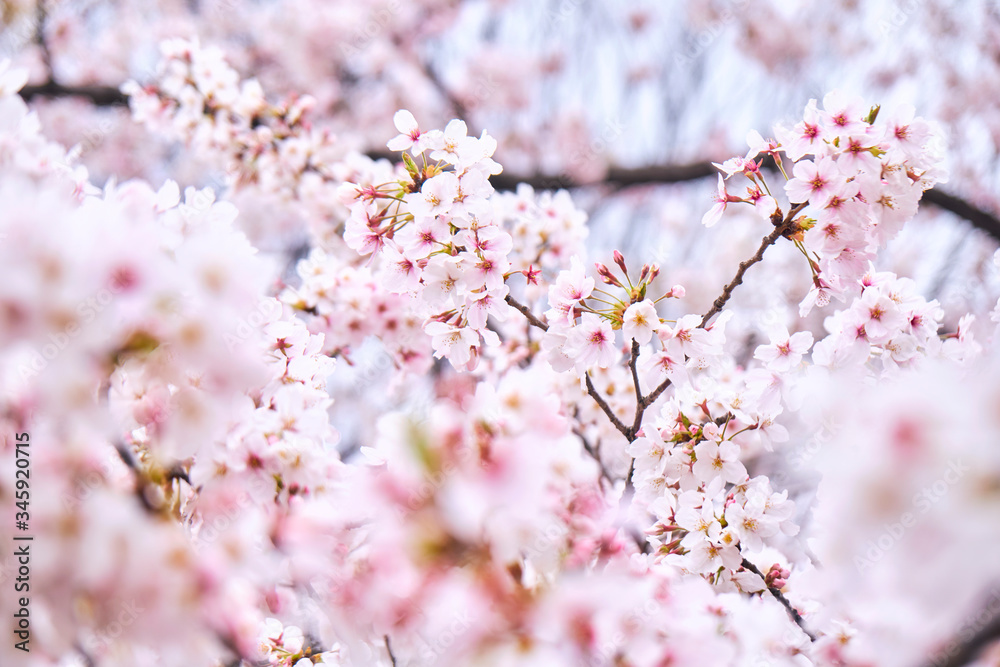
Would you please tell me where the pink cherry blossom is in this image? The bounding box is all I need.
[785,156,841,204]
[567,314,618,369]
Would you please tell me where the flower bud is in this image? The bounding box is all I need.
[595,262,623,288]
[613,250,629,276]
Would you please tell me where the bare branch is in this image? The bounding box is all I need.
[20,81,129,106]
[488,162,1000,245]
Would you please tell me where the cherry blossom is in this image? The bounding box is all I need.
[1,14,997,663]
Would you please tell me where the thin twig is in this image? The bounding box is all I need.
[573,426,615,486]
[584,372,630,438]
[699,202,806,328]
[385,635,397,666]
[505,293,633,437]
[741,558,816,642]
[630,201,806,425]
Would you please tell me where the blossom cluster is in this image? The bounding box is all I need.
[813,265,980,372]
[707,92,947,317]
[4,36,1000,667]
[124,38,346,242]
[337,110,511,369]
[281,248,433,373]
[541,253,688,376]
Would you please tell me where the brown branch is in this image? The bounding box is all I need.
[741,558,816,642]
[923,188,1000,243]
[620,202,805,489]
[487,163,1000,245]
[504,293,629,437]
[19,81,129,106]
[628,339,643,435]
[700,202,807,328]
[584,372,630,438]
[488,161,718,192]
[572,426,616,487]
[385,635,397,666]
[15,78,1000,245]
[505,294,548,332]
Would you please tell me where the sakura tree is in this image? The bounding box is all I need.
[2,3,1000,667]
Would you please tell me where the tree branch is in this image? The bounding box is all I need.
[19,81,129,106]
[584,372,630,438]
[505,293,630,437]
[16,83,1000,246]
[741,558,816,642]
[923,188,1000,242]
[505,294,548,332]
[918,599,1000,667]
[628,339,643,436]
[488,162,1000,245]
[572,426,616,487]
[699,202,807,328]
[385,635,397,666]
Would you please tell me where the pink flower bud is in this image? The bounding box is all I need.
[613,250,629,276]
[595,262,623,288]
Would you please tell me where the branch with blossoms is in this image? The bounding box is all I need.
[117,44,996,663]
[9,37,998,664]
[15,80,1000,242]
[334,102,835,640]
[488,92,954,645]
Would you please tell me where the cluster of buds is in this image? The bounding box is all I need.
[764,563,791,590]
[593,250,683,332]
